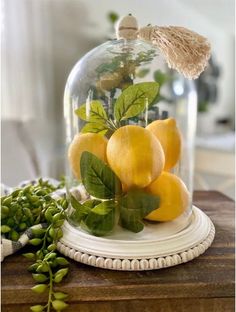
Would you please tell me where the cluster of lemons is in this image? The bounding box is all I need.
[68,118,190,222]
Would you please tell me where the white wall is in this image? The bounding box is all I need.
[2,0,234,184]
[75,0,235,121]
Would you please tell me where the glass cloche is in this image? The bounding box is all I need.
[63,21,197,238]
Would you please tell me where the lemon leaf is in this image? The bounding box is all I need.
[153,69,169,86]
[80,122,108,135]
[69,195,91,225]
[114,82,159,121]
[136,68,150,78]
[69,197,116,236]
[75,100,108,123]
[82,199,101,208]
[80,151,122,199]
[81,200,116,236]
[119,190,160,233]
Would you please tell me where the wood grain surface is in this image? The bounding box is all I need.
[1,191,235,312]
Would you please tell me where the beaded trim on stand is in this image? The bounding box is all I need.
[57,219,215,271]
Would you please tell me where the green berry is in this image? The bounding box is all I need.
[23,253,35,260]
[30,305,45,312]
[1,178,70,311]
[52,300,68,311]
[45,209,53,222]
[31,284,47,294]
[32,228,46,237]
[6,218,15,227]
[54,273,64,283]
[29,238,42,246]
[28,263,40,272]
[32,273,48,283]
[45,252,57,261]
[2,196,12,206]
[54,292,68,300]
[10,230,20,241]
[47,243,57,251]
[1,205,9,218]
[19,222,27,231]
[49,227,55,238]
[1,225,11,233]
[56,257,69,266]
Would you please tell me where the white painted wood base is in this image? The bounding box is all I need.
[57,206,215,271]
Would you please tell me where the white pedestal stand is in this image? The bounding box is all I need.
[57,206,215,271]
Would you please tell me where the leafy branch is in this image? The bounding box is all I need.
[75,82,159,135]
[69,152,160,235]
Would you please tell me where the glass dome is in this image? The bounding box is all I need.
[64,38,197,237]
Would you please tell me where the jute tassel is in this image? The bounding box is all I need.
[138,25,211,79]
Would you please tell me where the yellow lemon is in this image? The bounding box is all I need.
[145,172,190,221]
[68,133,108,180]
[146,118,181,171]
[106,125,165,189]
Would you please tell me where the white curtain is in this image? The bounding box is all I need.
[1,0,101,183]
[1,0,58,183]
[1,0,55,121]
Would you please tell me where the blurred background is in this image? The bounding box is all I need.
[1,0,235,198]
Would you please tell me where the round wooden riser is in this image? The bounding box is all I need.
[57,206,215,271]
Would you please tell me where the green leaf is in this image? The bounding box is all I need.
[52,300,68,311]
[108,12,119,24]
[28,263,39,272]
[23,253,35,260]
[119,190,160,233]
[36,250,44,260]
[153,70,168,86]
[53,212,62,223]
[136,68,150,78]
[44,252,57,261]
[80,151,122,199]
[69,196,91,225]
[1,205,9,218]
[31,284,47,294]
[55,228,63,240]
[95,59,121,75]
[54,268,68,283]
[2,196,12,206]
[54,292,68,300]
[54,219,65,228]
[114,82,159,121]
[80,122,108,135]
[36,262,49,273]
[56,257,69,266]
[75,100,108,123]
[10,229,20,241]
[69,198,103,226]
[49,227,55,238]
[45,209,53,222]
[82,201,116,236]
[31,228,46,236]
[54,273,64,283]
[70,195,84,210]
[83,199,101,208]
[29,238,42,246]
[30,305,45,312]
[1,225,11,233]
[55,268,68,278]
[47,243,57,251]
[32,273,48,283]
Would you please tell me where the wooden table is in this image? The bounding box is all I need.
[2,191,235,312]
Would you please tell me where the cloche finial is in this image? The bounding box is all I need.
[116,14,138,40]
